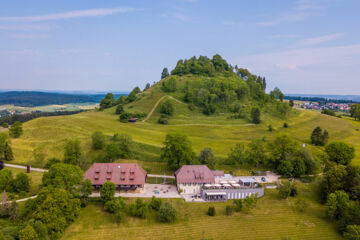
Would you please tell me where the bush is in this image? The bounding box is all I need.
[278,181,298,199]
[128,199,148,218]
[160,100,174,116]
[158,202,177,222]
[233,199,243,212]
[268,125,273,132]
[225,205,233,216]
[283,122,289,128]
[115,210,126,224]
[91,131,106,150]
[44,157,61,169]
[207,206,216,216]
[158,115,169,125]
[104,198,125,213]
[9,121,23,138]
[149,196,162,211]
[13,172,30,193]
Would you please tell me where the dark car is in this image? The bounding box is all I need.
[261,177,266,182]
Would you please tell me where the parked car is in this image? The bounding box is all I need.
[261,177,266,182]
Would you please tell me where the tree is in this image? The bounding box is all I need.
[144,83,151,91]
[225,205,233,216]
[32,147,45,167]
[115,104,124,115]
[161,67,169,79]
[350,104,360,120]
[8,201,19,222]
[160,100,174,116]
[233,199,243,212]
[289,100,294,107]
[128,198,149,218]
[158,202,177,222]
[149,196,163,211]
[326,190,350,221]
[292,156,306,178]
[161,77,177,92]
[325,142,355,165]
[4,141,14,161]
[91,131,106,150]
[99,93,115,110]
[227,143,246,166]
[33,188,81,239]
[104,198,125,213]
[0,169,13,192]
[63,140,82,165]
[0,161,3,170]
[42,163,83,193]
[44,157,61,169]
[115,96,126,105]
[161,133,195,170]
[344,225,360,240]
[100,181,116,203]
[277,160,293,176]
[112,133,133,159]
[0,133,8,160]
[321,165,347,202]
[268,134,298,167]
[245,139,266,168]
[251,107,261,124]
[311,127,329,146]
[19,225,39,240]
[243,195,257,213]
[278,181,297,199]
[13,172,30,193]
[9,121,23,138]
[199,147,217,169]
[80,179,93,206]
[207,206,216,216]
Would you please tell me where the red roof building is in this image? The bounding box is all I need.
[84,163,147,190]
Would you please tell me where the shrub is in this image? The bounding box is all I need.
[91,131,106,150]
[278,181,298,199]
[149,196,163,211]
[158,115,169,125]
[104,198,125,213]
[268,125,273,132]
[207,206,215,216]
[13,172,30,193]
[283,122,289,128]
[115,210,126,224]
[233,199,243,212]
[160,100,174,116]
[225,205,233,216]
[128,199,148,218]
[158,202,177,222]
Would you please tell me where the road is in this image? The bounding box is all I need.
[147,174,175,179]
[0,195,37,205]
[4,163,48,172]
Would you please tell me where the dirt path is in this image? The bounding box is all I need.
[142,95,167,122]
[4,163,48,172]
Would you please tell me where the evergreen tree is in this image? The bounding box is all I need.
[251,107,261,124]
[311,127,323,145]
[144,83,151,91]
[4,141,14,161]
[161,68,169,79]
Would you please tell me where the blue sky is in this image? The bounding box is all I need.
[0,0,359,94]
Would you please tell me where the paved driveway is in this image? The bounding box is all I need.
[90,184,181,199]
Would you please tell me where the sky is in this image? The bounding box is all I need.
[0,0,359,94]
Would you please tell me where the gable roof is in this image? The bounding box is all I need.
[84,163,147,186]
[175,165,215,184]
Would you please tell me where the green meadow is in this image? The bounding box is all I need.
[62,182,341,240]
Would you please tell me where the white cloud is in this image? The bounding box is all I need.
[296,33,342,46]
[0,7,136,22]
[231,44,360,94]
[0,24,50,31]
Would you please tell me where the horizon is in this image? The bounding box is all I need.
[1,0,360,94]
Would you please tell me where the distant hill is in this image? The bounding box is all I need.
[0,91,127,107]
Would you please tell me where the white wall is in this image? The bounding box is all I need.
[178,183,202,195]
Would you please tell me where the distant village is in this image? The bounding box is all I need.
[301,101,351,112]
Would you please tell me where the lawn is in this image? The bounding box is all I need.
[62,182,341,240]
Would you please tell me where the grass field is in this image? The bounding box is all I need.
[62,182,341,240]
[9,102,360,171]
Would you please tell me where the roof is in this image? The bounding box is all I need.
[84,163,147,186]
[175,165,215,184]
[212,170,225,177]
[239,177,258,183]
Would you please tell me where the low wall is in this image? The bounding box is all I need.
[201,187,264,201]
